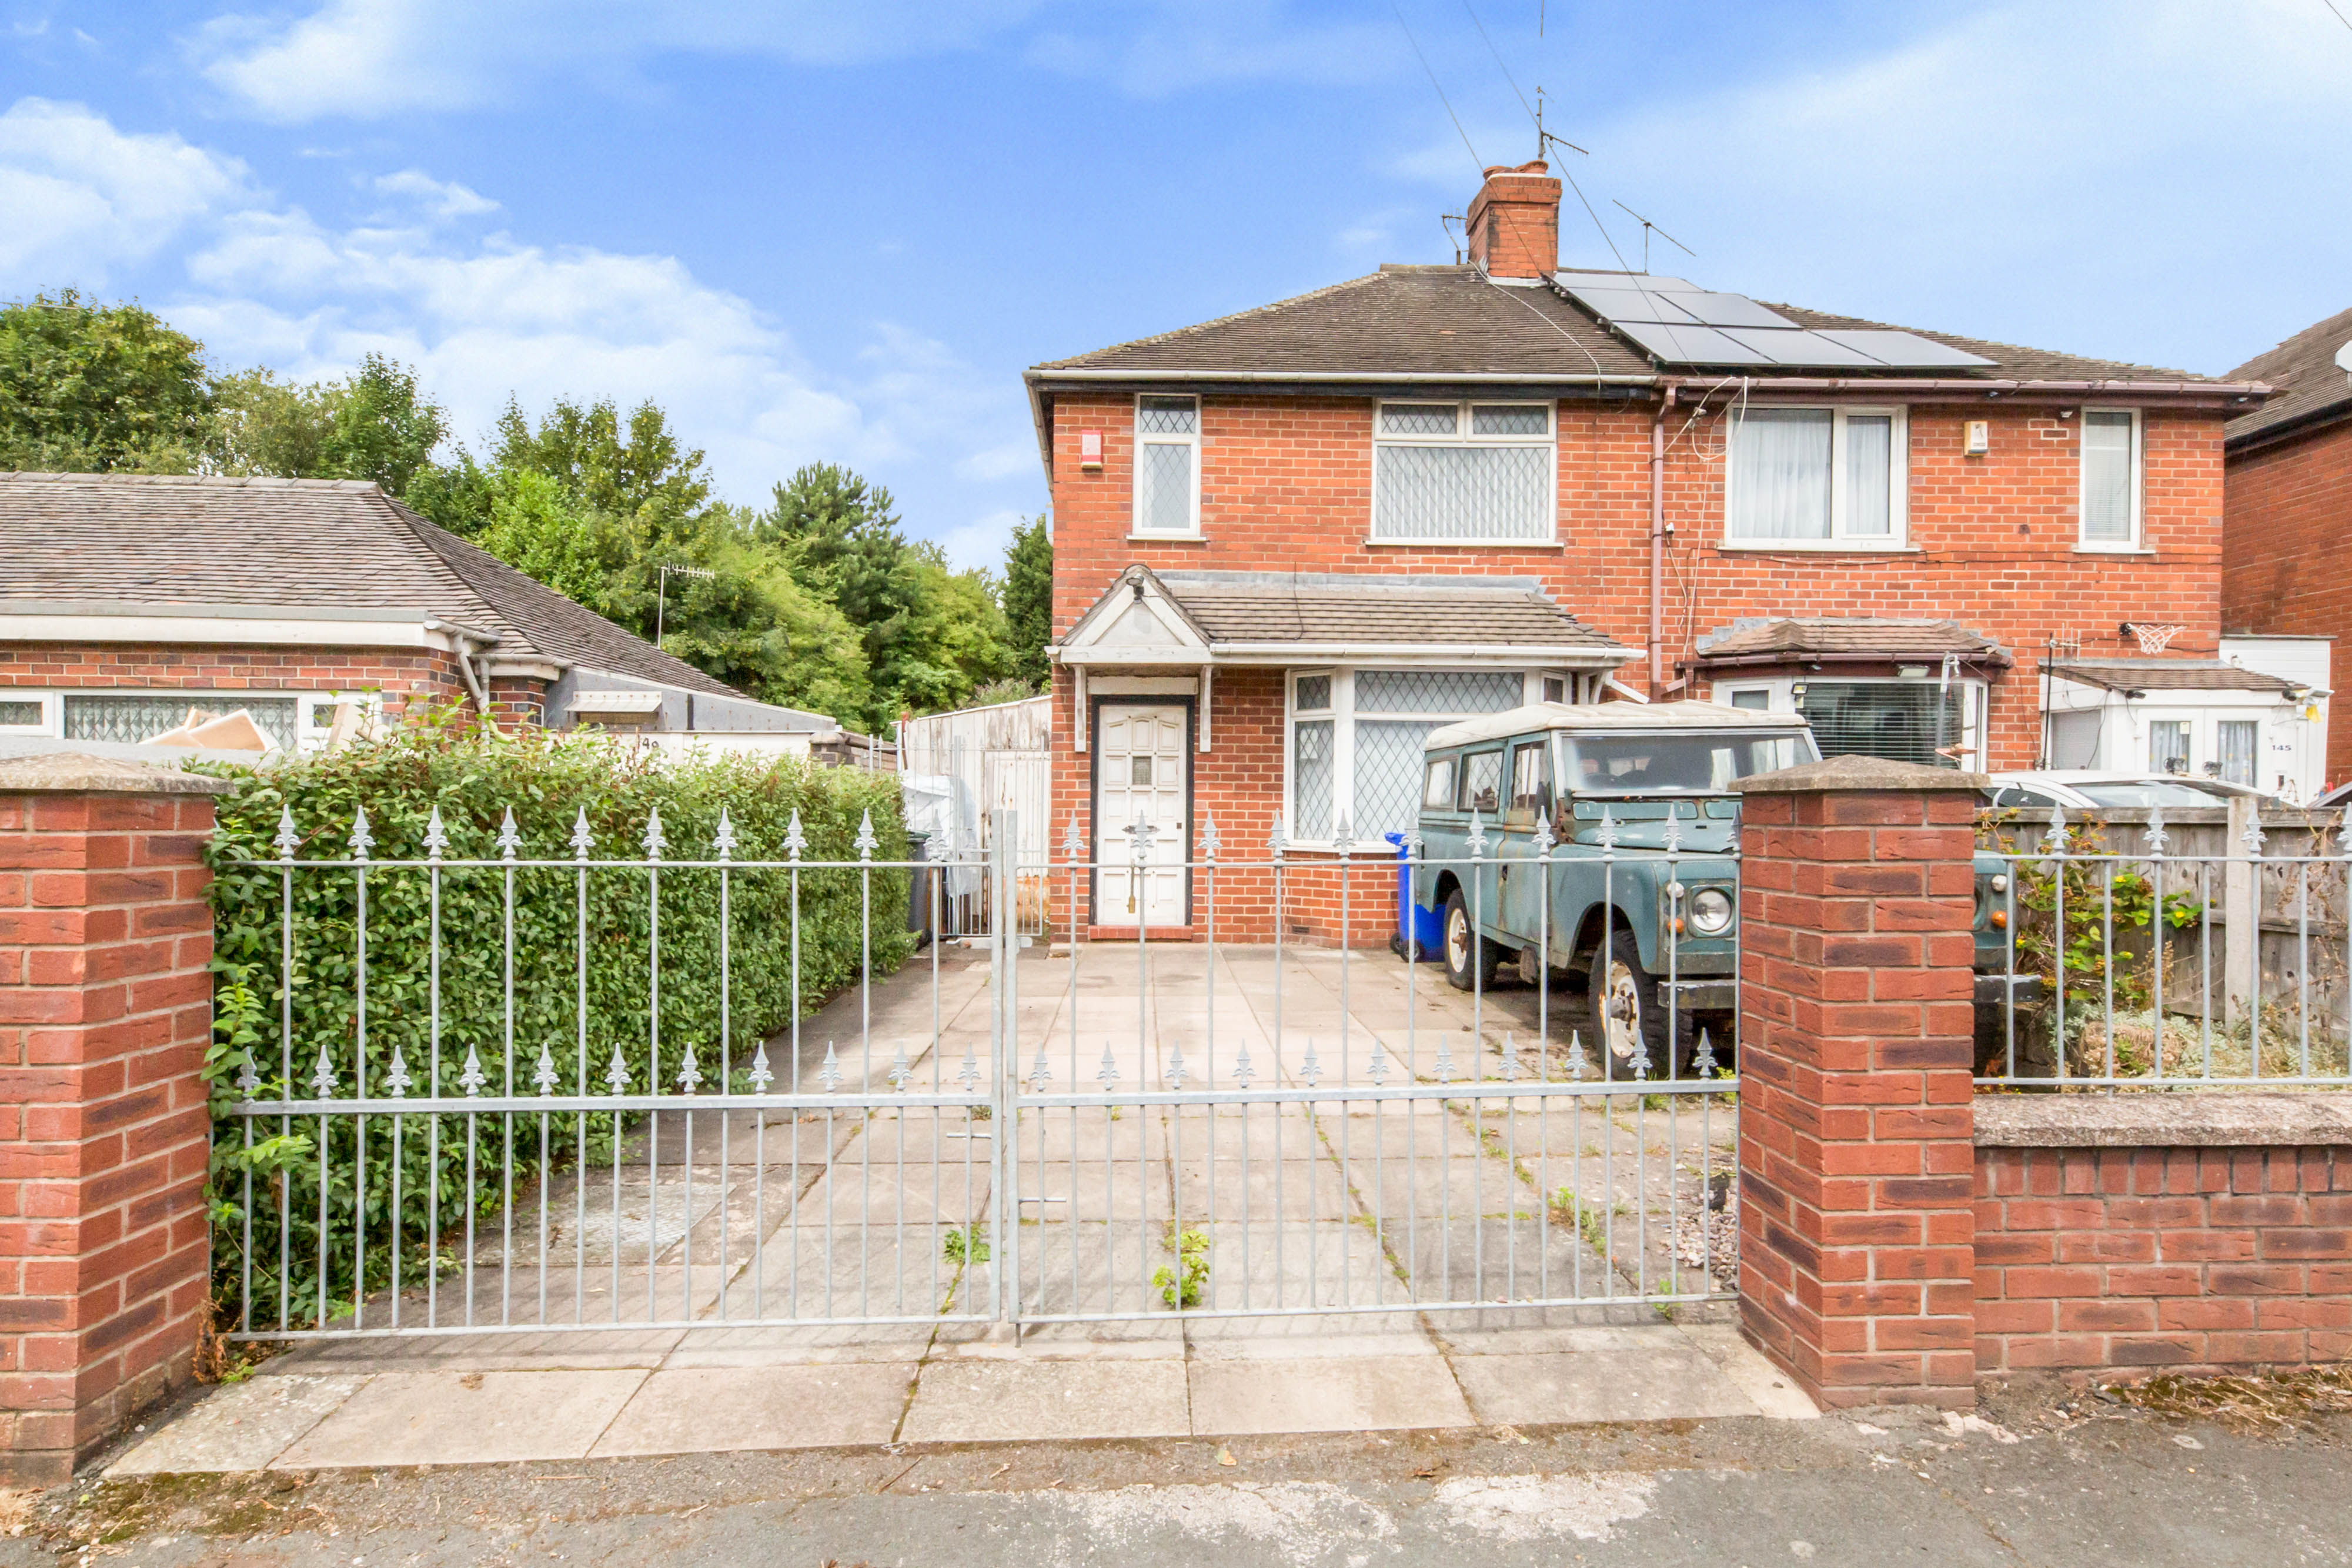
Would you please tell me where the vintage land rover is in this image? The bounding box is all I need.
[1409,701,2021,1081]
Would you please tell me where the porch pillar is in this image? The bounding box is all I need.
[1732,755,1982,1410]
[0,754,229,1483]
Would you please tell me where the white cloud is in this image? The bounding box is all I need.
[193,0,1043,122]
[370,168,498,219]
[0,97,1041,562]
[0,99,249,287]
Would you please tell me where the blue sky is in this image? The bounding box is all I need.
[5,1,2351,570]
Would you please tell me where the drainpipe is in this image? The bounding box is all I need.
[1648,385,1676,697]
[430,622,499,731]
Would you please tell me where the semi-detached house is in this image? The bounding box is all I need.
[1025,160,2276,943]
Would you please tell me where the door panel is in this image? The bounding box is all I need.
[1097,704,1188,927]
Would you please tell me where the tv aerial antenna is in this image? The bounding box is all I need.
[1610,199,1693,275]
[1532,88,1588,165]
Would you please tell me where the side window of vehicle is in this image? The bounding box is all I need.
[1505,740,1551,827]
[1422,755,1458,810]
[1457,750,1503,814]
[1993,785,2057,810]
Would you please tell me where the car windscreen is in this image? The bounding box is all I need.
[1558,732,1813,793]
[2072,781,2241,808]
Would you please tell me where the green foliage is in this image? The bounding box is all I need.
[1154,1227,1211,1309]
[492,395,711,538]
[1003,514,1053,690]
[2008,824,2203,1018]
[198,717,914,1327]
[210,354,449,494]
[0,290,212,472]
[941,1223,990,1265]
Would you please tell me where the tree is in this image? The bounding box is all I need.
[473,469,640,614]
[491,396,711,540]
[210,353,447,494]
[0,290,211,473]
[1003,514,1053,690]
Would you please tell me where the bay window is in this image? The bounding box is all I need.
[1371,401,1554,543]
[1287,667,1528,843]
[1726,406,1906,546]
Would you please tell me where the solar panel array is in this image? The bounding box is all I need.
[1552,271,1996,370]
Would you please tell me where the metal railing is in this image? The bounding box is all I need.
[1977,803,2352,1089]
[220,803,1738,1341]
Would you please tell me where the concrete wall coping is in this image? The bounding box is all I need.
[1975,1092,2352,1148]
[0,751,235,797]
[1734,755,1990,795]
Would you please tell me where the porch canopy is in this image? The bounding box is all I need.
[1688,616,2012,677]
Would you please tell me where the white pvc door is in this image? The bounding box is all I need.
[1097,705,1188,928]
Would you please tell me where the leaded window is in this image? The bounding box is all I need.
[1371,401,1553,543]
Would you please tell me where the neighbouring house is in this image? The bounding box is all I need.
[0,472,883,762]
[2222,306,2352,787]
[1027,159,2271,940]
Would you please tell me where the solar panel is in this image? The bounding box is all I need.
[1718,328,1885,368]
[1612,320,1780,366]
[1809,330,1994,369]
[1658,292,1796,330]
[1551,285,1697,326]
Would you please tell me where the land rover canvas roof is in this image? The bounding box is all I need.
[1422,700,1806,751]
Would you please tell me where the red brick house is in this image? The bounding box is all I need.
[1026,161,2266,940]
[2223,306,2352,783]
[0,472,860,757]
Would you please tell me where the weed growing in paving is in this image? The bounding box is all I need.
[941,1223,990,1264]
[1154,1226,1211,1308]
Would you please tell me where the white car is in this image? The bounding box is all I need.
[1982,771,2275,813]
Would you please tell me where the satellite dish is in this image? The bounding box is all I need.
[2337,339,2352,378]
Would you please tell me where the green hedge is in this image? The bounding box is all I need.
[198,718,915,1330]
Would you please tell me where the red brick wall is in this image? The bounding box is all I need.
[1048,392,2227,941]
[2223,420,2352,781]
[0,643,469,726]
[1733,770,1981,1409]
[1974,1144,2352,1378]
[0,777,222,1483]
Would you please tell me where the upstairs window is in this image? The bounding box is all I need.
[2079,409,2141,548]
[1132,394,1200,535]
[1371,401,1554,543]
[1727,406,1905,545]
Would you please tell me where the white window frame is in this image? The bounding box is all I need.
[1713,674,1986,772]
[1130,393,1201,537]
[1369,399,1556,545]
[0,691,56,735]
[2076,406,2143,551]
[1722,404,1910,550]
[1282,666,1532,847]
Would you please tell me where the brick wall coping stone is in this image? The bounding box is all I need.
[1975,1092,2352,1148]
[1732,754,1991,794]
[0,751,235,795]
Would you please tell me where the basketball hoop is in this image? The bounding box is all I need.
[2128,622,2186,656]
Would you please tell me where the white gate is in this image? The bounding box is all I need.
[223,808,1736,1341]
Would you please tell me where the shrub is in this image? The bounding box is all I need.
[197,715,916,1329]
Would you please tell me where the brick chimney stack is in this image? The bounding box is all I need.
[1466,160,1561,280]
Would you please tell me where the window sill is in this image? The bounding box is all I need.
[1128,532,1207,544]
[2073,544,2153,555]
[1361,538,1564,550]
[1713,539,1917,554]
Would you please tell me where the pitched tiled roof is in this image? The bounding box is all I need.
[2225,306,2352,447]
[1152,570,1623,650]
[2050,660,2302,694]
[0,472,740,697]
[1031,265,2238,388]
[1695,617,2010,664]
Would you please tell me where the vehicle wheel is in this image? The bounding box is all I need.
[1442,887,1502,993]
[1589,939,1673,1080]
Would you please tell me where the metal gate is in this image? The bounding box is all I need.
[223,807,1735,1342]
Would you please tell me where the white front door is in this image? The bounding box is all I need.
[1097,704,1188,928]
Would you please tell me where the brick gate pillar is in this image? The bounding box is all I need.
[0,753,230,1483]
[1732,755,1983,1410]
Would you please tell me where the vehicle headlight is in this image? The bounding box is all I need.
[1688,887,1734,935]
[1990,873,2009,894]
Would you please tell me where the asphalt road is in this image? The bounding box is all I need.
[8,1380,2349,1567]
